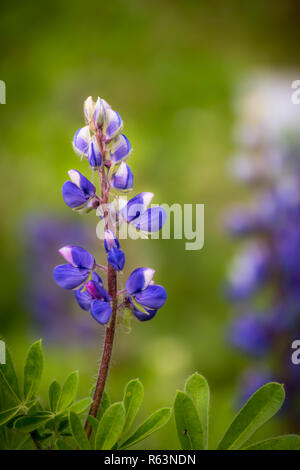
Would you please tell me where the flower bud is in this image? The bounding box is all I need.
[111,162,133,191]
[103,109,123,141]
[109,134,132,163]
[83,96,95,123]
[73,126,91,157]
[93,97,111,128]
[104,229,120,253]
[88,136,102,169]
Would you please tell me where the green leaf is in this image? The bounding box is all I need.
[70,397,92,414]
[57,371,79,412]
[185,372,209,449]
[122,379,144,437]
[0,347,21,402]
[95,402,125,450]
[120,407,172,450]
[217,382,285,450]
[69,411,91,450]
[23,340,44,400]
[48,380,61,412]
[173,390,204,450]
[56,439,75,450]
[97,391,110,420]
[14,411,53,432]
[0,406,20,426]
[244,434,300,450]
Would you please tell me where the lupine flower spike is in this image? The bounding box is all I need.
[53,96,167,434]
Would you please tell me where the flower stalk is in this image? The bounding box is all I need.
[53,95,168,439]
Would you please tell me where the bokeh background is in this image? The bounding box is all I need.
[1,0,300,449]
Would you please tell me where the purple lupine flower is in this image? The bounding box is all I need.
[62,169,99,212]
[226,242,269,300]
[54,95,167,332]
[53,245,95,289]
[111,162,133,191]
[75,272,112,325]
[228,312,271,356]
[104,229,125,271]
[120,192,167,233]
[125,268,167,321]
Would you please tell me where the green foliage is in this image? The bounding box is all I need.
[56,371,79,412]
[1,342,299,451]
[0,342,171,450]
[94,402,125,450]
[122,378,144,438]
[217,382,285,450]
[119,408,172,450]
[174,373,300,451]
[69,411,91,450]
[23,340,44,401]
[174,390,204,450]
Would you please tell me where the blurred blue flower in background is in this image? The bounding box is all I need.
[224,75,300,427]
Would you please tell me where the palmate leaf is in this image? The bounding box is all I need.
[14,411,53,433]
[244,434,300,450]
[174,391,204,450]
[217,382,285,450]
[185,372,209,449]
[69,411,91,450]
[0,406,20,426]
[0,346,21,403]
[57,371,79,412]
[119,407,172,450]
[122,379,144,437]
[95,402,125,450]
[23,340,44,401]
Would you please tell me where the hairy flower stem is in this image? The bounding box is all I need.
[84,130,118,439]
[84,264,117,438]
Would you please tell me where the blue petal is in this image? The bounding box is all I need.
[90,300,112,324]
[111,162,133,191]
[92,271,103,286]
[110,134,132,163]
[122,192,154,223]
[88,137,102,169]
[107,248,125,271]
[134,284,167,309]
[62,181,88,209]
[53,264,90,289]
[69,246,95,270]
[132,206,167,232]
[72,126,90,156]
[125,267,155,295]
[131,303,157,322]
[68,169,96,196]
[74,287,92,310]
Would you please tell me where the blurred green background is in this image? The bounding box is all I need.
[1,0,300,449]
